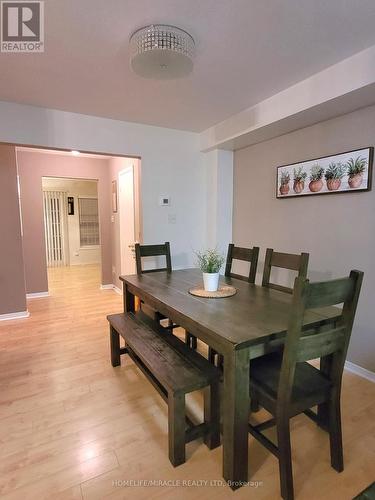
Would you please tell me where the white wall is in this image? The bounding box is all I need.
[0,101,207,269]
[42,177,100,266]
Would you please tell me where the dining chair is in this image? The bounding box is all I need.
[262,248,309,294]
[248,270,364,500]
[135,242,174,329]
[135,242,172,274]
[208,243,260,365]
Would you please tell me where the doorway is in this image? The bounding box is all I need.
[13,144,142,297]
[42,177,100,269]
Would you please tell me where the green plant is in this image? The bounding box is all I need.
[309,164,324,181]
[280,171,290,184]
[293,166,307,182]
[324,162,346,180]
[195,249,225,273]
[346,156,367,177]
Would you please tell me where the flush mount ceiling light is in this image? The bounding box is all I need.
[129,24,195,79]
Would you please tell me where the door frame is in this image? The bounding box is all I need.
[118,161,142,275]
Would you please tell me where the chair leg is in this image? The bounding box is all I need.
[277,418,294,500]
[110,326,121,367]
[328,395,344,472]
[217,354,224,370]
[185,332,197,350]
[250,386,260,412]
[168,392,186,467]
[208,347,216,364]
[204,383,221,449]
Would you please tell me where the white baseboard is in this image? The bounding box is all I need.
[26,291,49,299]
[100,284,122,295]
[0,310,30,322]
[345,361,375,383]
[100,284,114,290]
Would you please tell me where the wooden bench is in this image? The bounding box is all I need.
[107,311,221,466]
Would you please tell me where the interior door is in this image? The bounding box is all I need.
[119,166,136,275]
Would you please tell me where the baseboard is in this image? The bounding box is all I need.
[100,284,114,290]
[100,284,122,295]
[0,310,30,322]
[345,361,375,383]
[26,291,50,299]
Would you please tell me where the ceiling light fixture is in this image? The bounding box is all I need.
[71,150,80,156]
[129,24,195,79]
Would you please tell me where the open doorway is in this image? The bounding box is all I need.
[15,146,142,298]
[42,177,100,269]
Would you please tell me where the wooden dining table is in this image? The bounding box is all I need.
[120,268,340,488]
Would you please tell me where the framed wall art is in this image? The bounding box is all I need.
[112,180,118,213]
[276,147,373,198]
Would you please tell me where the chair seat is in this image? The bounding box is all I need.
[250,352,332,416]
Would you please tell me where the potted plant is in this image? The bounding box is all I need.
[279,171,290,195]
[293,166,307,194]
[324,162,346,191]
[195,249,225,292]
[346,156,367,188]
[309,164,324,192]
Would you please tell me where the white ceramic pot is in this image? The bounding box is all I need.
[203,272,220,292]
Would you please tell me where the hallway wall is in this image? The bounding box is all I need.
[0,145,27,315]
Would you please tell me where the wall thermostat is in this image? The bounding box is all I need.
[159,196,170,206]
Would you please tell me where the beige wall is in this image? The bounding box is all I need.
[0,145,27,315]
[233,104,375,372]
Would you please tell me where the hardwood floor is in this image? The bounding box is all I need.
[0,264,374,499]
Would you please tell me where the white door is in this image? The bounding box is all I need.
[119,166,136,275]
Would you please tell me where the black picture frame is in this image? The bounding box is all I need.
[276,146,373,199]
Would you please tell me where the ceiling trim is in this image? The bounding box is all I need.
[200,45,375,152]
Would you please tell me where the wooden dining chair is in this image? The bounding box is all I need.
[135,242,172,275]
[262,248,309,294]
[135,242,174,329]
[225,243,260,282]
[248,270,364,500]
[208,243,260,365]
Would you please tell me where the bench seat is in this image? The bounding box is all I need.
[107,311,220,466]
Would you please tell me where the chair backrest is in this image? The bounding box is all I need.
[225,244,260,283]
[135,242,172,274]
[277,270,364,407]
[262,248,309,293]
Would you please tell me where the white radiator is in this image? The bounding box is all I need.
[43,190,68,267]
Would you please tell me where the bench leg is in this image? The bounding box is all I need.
[204,382,221,449]
[110,326,121,367]
[185,332,197,350]
[168,392,186,467]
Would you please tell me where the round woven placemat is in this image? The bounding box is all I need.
[189,285,237,299]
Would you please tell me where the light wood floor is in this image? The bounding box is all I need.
[0,265,374,500]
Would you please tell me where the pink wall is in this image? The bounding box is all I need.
[17,151,112,293]
[0,145,27,314]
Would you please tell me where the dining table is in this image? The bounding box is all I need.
[120,268,340,488]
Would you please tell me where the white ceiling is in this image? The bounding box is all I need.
[2,0,375,132]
